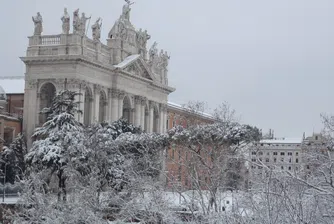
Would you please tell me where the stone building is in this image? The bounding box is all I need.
[0,81,22,151]
[23,4,174,147]
[249,138,303,175]
[165,103,215,190]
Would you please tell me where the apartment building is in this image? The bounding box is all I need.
[250,138,303,176]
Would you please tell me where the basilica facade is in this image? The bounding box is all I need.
[22,3,175,147]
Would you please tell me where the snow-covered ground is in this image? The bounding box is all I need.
[0,196,19,204]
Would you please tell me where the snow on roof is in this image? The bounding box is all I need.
[167,101,214,119]
[260,138,302,144]
[114,54,140,69]
[0,76,25,94]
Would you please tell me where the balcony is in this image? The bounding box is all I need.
[26,34,112,65]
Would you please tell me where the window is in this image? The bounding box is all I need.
[166,119,169,130]
[288,152,292,156]
[296,158,299,163]
[273,152,278,156]
[288,166,291,171]
[251,158,256,162]
[296,152,299,156]
[172,120,176,127]
[315,136,319,140]
[281,166,284,170]
[265,158,269,162]
[280,152,285,156]
[306,165,310,169]
[226,200,230,204]
[274,158,277,163]
[289,158,292,163]
[251,151,256,155]
[178,149,181,160]
[281,158,284,162]
[259,152,263,155]
[171,148,175,159]
[267,152,270,156]
[185,178,188,186]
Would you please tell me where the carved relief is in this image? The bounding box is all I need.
[27,79,39,89]
[93,84,102,94]
[118,91,125,100]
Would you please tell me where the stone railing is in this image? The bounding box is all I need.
[41,35,61,45]
[27,34,112,65]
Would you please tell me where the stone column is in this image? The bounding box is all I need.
[130,108,135,124]
[93,84,101,123]
[107,89,113,122]
[149,101,154,133]
[118,92,125,119]
[23,80,38,148]
[164,109,168,133]
[140,98,146,130]
[35,92,41,126]
[134,96,142,127]
[109,89,119,122]
[159,104,164,133]
[67,79,84,123]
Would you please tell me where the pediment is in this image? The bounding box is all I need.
[115,54,155,81]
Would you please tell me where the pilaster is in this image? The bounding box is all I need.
[149,101,155,133]
[93,84,102,123]
[134,96,142,127]
[118,91,125,119]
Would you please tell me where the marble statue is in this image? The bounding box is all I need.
[149,42,158,63]
[118,21,127,40]
[91,17,102,41]
[162,51,170,69]
[80,13,91,36]
[122,0,134,21]
[136,29,151,49]
[32,12,43,35]
[73,9,80,34]
[61,8,70,34]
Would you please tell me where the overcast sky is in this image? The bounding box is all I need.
[1,0,334,137]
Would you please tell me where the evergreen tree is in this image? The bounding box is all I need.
[0,133,27,183]
[25,90,87,201]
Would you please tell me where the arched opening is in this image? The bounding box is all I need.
[84,87,93,126]
[99,91,107,123]
[39,83,56,125]
[153,105,159,133]
[122,96,131,122]
[144,105,149,132]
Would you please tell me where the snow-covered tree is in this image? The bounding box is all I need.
[25,90,88,201]
[0,133,27,183]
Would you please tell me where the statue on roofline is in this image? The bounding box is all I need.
[73,9,80,34]
[80,12,91,36]
[32,12,43,35]
[122,0,135,21]
[92,17,102,41]
[61,8,70,34]
[136,29,151,49]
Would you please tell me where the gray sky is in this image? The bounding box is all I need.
[1,0,334,138]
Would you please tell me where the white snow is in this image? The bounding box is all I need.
[0,196,19,204]
[167,101,214,119]
[114,54,140,69]
[0,76,25,94]
[260,138,302,144]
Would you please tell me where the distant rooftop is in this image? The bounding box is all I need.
[167,102,214,120]
[260,138,302,144]
[0,76,25,94]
